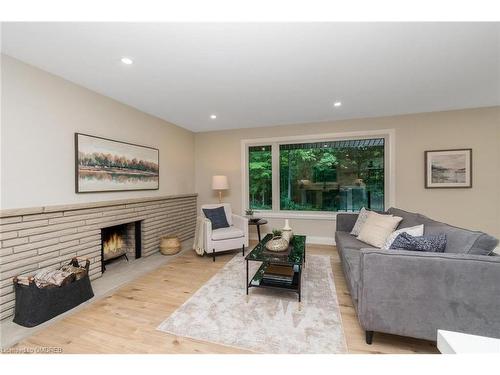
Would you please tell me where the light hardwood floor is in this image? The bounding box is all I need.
[10,242,438,354]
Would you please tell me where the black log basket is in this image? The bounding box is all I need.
[12,257,94,327]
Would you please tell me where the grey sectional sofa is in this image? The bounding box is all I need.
[335,207,500,344]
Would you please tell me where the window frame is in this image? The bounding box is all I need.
[241,129,396,220]
[247,144,273,211]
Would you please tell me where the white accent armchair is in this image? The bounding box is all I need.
[201,203,249,262]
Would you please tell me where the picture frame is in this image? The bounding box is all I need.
[425,148,472,189]
[75,133,159,193]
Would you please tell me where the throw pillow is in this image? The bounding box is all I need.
[202,206,230,230]
[350,207,370,236]
[382,224,424,249]
[390,232,447,252]
[357,211,403,248]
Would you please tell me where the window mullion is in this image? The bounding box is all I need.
[271,142,280,212]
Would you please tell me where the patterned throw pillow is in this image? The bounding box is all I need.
[390,232,447,252]
[202,206,230,230]
[350,207,370,236]
[382,224,424,249]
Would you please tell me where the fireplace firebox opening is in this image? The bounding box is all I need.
[101,221,142,273]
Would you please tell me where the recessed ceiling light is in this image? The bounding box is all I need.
[121,57,133,65]
[210,114,217,119]
[333,101,342,107]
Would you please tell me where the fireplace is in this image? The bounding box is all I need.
[101,221,142,272]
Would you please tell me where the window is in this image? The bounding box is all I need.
[248,145,272,210]
[245,134,389,214]
[279,139,384,212]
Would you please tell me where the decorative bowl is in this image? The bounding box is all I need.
[265,236,289,252]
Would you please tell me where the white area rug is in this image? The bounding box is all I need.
[157,254,347,353]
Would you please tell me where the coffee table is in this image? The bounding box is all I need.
[245,233,306,302]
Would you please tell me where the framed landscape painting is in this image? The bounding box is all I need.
[425,149,472,189]
[75,133,159,193]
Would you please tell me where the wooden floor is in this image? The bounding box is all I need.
[10,242,438,354]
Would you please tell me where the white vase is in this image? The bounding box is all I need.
[282,219,293,242]
[283,219,292,230]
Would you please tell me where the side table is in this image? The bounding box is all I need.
[248,219,268,242]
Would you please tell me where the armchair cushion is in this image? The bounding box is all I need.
[202,206,230,230]
[212,226,245,241]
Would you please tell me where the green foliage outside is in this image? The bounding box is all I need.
[248,148,272,209]
[280,146,384,212]
[248,144,384,212]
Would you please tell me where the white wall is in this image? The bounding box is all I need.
[195,107,500,240]
[2,54,499,242]
[1,55,195,209]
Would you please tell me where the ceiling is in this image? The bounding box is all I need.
[2,22,499,132]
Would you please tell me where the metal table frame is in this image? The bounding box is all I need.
[245,234,306,302]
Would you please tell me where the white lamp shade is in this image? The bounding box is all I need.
[212,175,229,190]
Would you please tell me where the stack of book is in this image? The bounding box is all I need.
[262,265,294,285]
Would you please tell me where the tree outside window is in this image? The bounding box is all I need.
[248,138,384,213]
[248,145,272,210]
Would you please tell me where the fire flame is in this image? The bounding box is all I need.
[103,233,124,255]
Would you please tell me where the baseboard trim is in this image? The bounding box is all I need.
[306,236,336,246]
[249,234,335,246]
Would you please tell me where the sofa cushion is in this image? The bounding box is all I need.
[469,234,499,256]
[387,207,424,228]
[424,221,497,255]
[340,247,362,302]
[336,213,359,233]
[211,226,244,241]
[335,231,377,252]
[387,207,498,255]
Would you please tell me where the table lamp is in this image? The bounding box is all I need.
[212,175,229,203]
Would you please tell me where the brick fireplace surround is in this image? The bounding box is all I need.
[0,194,197,321]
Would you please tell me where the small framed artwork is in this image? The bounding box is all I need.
[75,133,159,193]
[425,149,472,189]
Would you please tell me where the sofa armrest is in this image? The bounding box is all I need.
[336,213,359,232]
[232,214,249,247]
[203,218,212,250]
[357,249,500,341]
